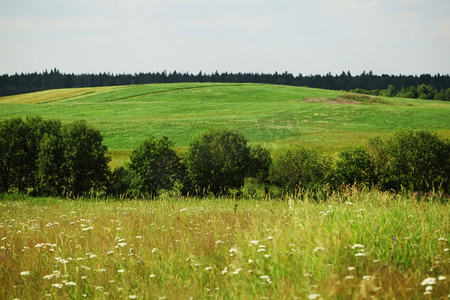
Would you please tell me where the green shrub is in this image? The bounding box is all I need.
[369,129,450,193]
[186,129,251,195]
[129,135,182,197]
[0,117,62,193]
[269,146,332,194]
[60,120,111,197]
[248,145,272,184]
[335,147,375,188]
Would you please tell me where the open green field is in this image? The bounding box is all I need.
[0,191,448,299]
[1,83,449,166]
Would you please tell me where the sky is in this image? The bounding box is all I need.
[1,0,449,76]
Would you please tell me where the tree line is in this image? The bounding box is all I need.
[1,69,450,101]
[1,117,448,199]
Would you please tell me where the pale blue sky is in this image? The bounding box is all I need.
[1,0,449,75]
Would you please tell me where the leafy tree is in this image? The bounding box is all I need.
[269,146,332,193]
[25,117,62,194]
[335,147,375,188]
[61,120,110,197]
[418,84,436,100]
[0,118,28,192]
[248,145,272,184]
[129,135,181,197]
[37,128,66,196]
[186,129,251,195]
[369,129,449,193]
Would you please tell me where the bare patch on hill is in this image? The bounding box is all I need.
[303,94,386,104]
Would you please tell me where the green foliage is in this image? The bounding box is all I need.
[37,124,65,196]
[335,147,375,188]
[0,117,62,193]
[0,118,28,192]
[248,145,272,184]
[129,135,182,197]
[417,83,436,100]
[186,129,251,195]
[269,146,332,194]
[60,120,110,197]
[369,129,450,193]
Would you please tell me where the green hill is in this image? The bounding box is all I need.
[1,83,449,166]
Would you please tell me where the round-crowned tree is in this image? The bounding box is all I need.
[186,129,251,195]
[369,129,449,193]
[335,147,375,188]
[269,145,332,193]
[129,135,182,197]
[61,120,111,197]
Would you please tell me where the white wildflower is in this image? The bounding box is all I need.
[348,266,355,271]
[308,294,321,300]
[179,208,187,213]
[204,267,212,271]
[249,240,259,246]
[52,283,63,289]
[118,269,125,273]
[260,275,272,284]
[129,295,137,299]
[151,248,158,253]
[20,271,30,276]
[65,282,76,286]
[438,275,446,281]
[232,268,242,275]
[314,246,325,252]
[421,277,436,285]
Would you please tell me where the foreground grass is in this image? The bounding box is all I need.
[0,191,448,299]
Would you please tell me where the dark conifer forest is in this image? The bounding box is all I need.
[1,69,450,100]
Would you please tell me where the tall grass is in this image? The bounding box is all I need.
[1,190,448,299]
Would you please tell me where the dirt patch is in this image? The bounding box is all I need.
[303,94,385,105]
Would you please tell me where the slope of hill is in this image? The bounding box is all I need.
[1,82,449,163]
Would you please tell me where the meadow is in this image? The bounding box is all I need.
[1,83,449,299]
[1,83,449,167]
[0,191,448,299]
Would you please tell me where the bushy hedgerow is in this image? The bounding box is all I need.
[368,129,449,193]
[334,147,376,188]
[269,146,333,194]
[2,117,448,198]
[0,117,110,197]
[185,129,251,196]
[129,135,182,197]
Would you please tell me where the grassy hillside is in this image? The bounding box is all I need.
[1,83,449,165]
